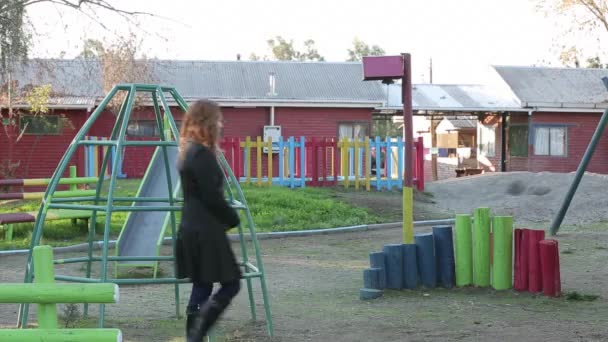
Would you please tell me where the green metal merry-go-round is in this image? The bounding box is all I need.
[16,84,273,339]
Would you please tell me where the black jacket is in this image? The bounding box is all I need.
[175,142,241,284]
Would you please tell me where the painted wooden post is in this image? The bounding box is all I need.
[374,137,381,191]
[310,137,318,187]
[331,139,338,186]
[289,137,295,189]
[365,137,371,191]
[256,136,262,187]
[69,165,77,191]
[340,138,348,188]
[386,137,393,190]
[321,138,328,186]
[417,136,425,192]
[266,136,273,186]
[278,136,284,187]
[244,136,252,184]
[234,138,242,180]
[354,138,360,190]
[300,136,306,188]
[33,245,58,329]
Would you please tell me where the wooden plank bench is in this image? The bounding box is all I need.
[0,209,106,242]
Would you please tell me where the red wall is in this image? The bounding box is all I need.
[523,112,608,173]
[0,109,86,180]
[1,105,373,179]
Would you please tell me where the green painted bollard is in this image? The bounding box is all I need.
[69,165,77,191]
[0,328,122,341]
[492,216,513,290]
[455,214,473,287]
[473,208,491,287]
[0,283,119,304]
[33,245,58,329]
[2,224,14,241]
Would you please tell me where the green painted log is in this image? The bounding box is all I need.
[33,246,58,329]
[473,208,491,287]
[492,216,513,290]
[0,284,119,304]
[455,214,473,287]
[0,328,122,342]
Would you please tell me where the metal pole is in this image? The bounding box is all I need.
[401,53,414,244]
[550,107,608,235]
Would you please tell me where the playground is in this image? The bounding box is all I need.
[1,215,607,341]
[1,64,608,341]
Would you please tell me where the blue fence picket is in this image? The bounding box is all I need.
[385,137,392,191]
[299,136,306,188]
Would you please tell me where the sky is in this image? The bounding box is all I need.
[23,0,599,85]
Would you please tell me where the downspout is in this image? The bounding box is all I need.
[270,106,275,125]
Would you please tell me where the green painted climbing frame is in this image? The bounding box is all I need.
[16,84,273,339]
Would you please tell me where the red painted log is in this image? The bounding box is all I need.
[527,229,545,293]
[540,239,561,297]
[513,228,529,291]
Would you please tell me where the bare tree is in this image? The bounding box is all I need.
[0,1,158,178]
[536,0,608,66]
[79,33,156,113]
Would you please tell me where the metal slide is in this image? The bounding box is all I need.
[115,145,180,276]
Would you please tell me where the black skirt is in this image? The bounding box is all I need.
[176,225,241,284]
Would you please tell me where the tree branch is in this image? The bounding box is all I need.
[579,0,608,33]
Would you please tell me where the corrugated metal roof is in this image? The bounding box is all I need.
[493,65,608,109]
[7,59,386,108]
[382,83,523,112]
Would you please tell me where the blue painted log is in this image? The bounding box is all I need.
[363,268,382,289]
[360,288,383,300]
[402,244,418,289]
[382,244,404,289]
[433,225,456,288]
[369,252,387,289]
[415,233,437,288]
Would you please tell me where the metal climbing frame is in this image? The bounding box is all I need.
[16,84,273,337]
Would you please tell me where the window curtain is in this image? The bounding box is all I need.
[534,127,550,155]
[339,124,353,140]
[550,127,565,156]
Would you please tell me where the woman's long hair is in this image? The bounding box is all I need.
[178,100,223,160]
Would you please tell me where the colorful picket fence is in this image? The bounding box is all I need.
[84,136,126,179]
[220,136,425,192]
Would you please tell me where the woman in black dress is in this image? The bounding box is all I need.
[175,100,241,341]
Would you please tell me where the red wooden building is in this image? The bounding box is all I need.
[0,59,386,179]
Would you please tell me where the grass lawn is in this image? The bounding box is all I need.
[0,179,391,250]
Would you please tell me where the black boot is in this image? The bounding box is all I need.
[189,298,229,341]
[185,304,200,341]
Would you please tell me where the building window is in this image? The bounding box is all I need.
[534,126,566,156]
[126,120,182,137]
[479,124,496,157]
[20,115,62,135]
[509,124,529,157]
[339,122,368,140]
[127,120,160,137]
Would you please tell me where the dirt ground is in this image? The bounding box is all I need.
[1,225,608,342]
[2,172,608,341]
